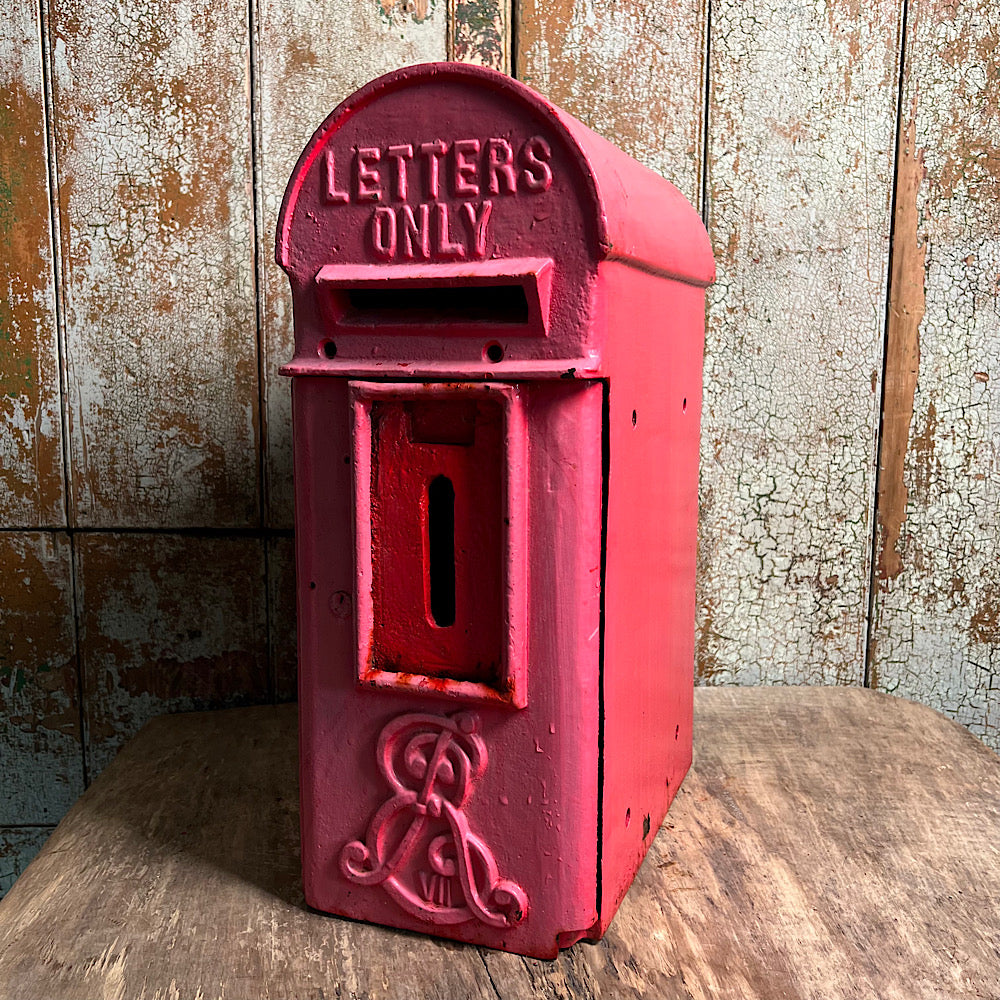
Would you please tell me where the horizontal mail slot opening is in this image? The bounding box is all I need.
[315,257,553,338]
[345,284,530,325]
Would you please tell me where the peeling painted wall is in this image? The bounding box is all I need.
[1,1,64,527]
[49,0,262,530]
[517,0,706,201]
[0,532,81,822]
[868,2,1000,748]
[698,0,902,687]
[2,0,999,896]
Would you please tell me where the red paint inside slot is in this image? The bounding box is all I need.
[369,396,504,684]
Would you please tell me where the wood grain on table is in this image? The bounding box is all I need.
[0,687,997,1000]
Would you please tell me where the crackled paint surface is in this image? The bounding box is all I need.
[47,0,259,528]
[869,3,1000,749]
[76,533,269,776]
[0,533,82,824]
[0,3,64,527]
[517,0,706,205]
[697,0,902,686]
[257,0,447,527]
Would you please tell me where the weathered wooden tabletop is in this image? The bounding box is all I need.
[1,687,998,1000]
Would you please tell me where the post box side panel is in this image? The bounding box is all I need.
[291,378,356,868]
[596,263,704,931]
[515,379,604,951]
[292,377,602,958]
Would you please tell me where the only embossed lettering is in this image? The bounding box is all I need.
[371,206,397,259]
[401,203,430,258]
[368,200,492,260]
[462,200,493,259]
[434,203,465,258]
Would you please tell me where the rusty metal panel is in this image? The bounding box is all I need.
[516,0,706,205]
[1,2,64,527]
[46,0,259,529]
[76,533,269,777]
[256,1,447,527]
[450,0,509,72]
[869,6,1000,749]
[0,827,54,899]
[0,532,82,824]
[267,534,296,703]
[697,1,904,686]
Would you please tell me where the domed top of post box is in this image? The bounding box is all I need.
[277,62,714,379]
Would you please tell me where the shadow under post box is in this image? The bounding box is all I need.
[79,704,305,907]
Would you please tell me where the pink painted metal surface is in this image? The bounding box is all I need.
[277,63,713,958]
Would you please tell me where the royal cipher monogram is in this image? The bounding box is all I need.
[322,136,553,261]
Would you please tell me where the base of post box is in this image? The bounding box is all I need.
[302,892,595,960]
[301,824,685,961]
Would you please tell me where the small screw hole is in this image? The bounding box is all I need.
[631,409,637,426]
[323,340,337,359]
[682,397,688,413]
[485,342,504,363]
[308,581,316,590]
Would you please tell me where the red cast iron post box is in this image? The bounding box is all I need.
[277,63,714,959]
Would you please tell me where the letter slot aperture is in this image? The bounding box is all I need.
[313,258,553,344]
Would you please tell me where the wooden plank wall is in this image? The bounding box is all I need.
[699,2,902,687]
[2,0,998,893]
[1,1,80,884]
[868,4,1000,746]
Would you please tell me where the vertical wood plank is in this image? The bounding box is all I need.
[76,533,269,776]
[256,1,447,528]
[47,0,259,529]
[516,0,707,204]
[869,3,1000,750]
[697,0,903,685]
[0,1,64,527]
[0,532,82,824]
[450,0,510,72]
[0,827,54,899]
